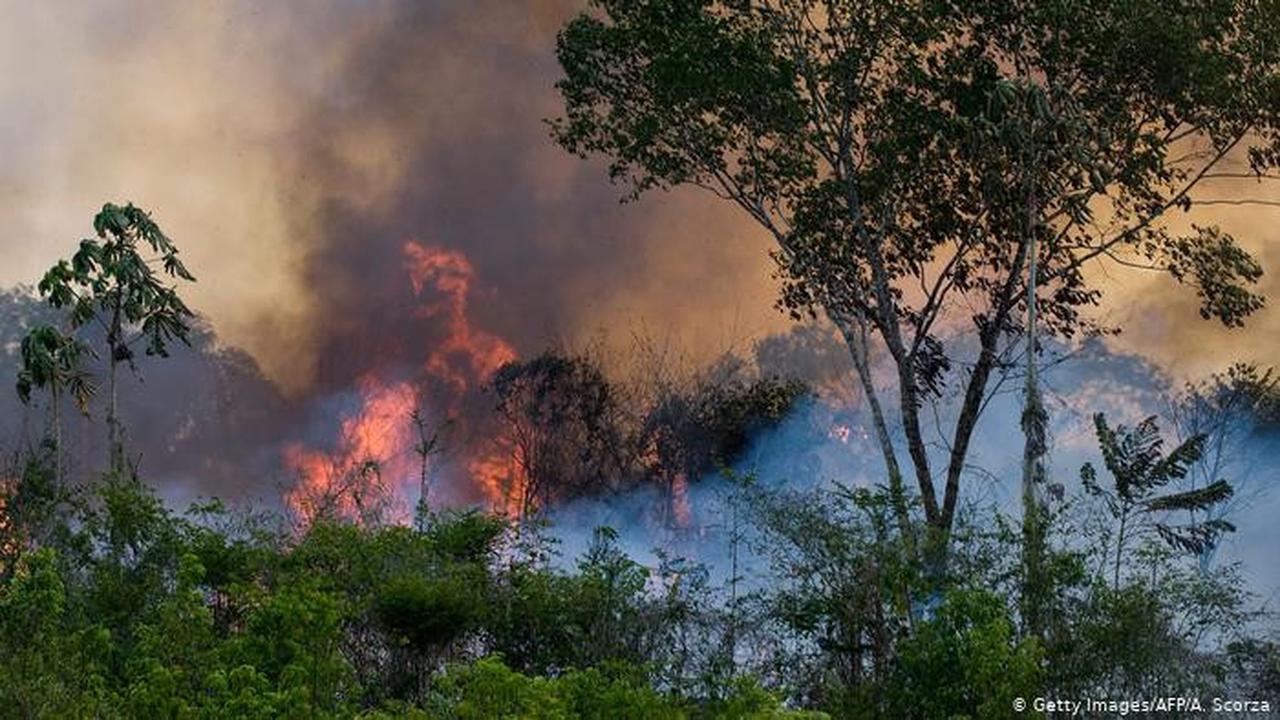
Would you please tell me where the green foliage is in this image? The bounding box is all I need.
[429,656,686,719]
[484,526,656,676]
[424,508,506,563]
[1082,413,1235,585]
[552,0,1280,545]
[567,527,652,667]
[486,554,580,675]
[428,656,822,720]
[231,582,355,715]
[435,656,573,719]
[33,202,196,473]
[0,445,77,574]
[0,457,1268,717]
[375,572,484,652]
[888,589,1043,720]
[15,324,96,412]
[38,203,196,356]
[0,549,103,717]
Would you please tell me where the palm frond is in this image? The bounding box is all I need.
[1143,479,1233,513]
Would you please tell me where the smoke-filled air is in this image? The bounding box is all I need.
[2,1,1279,717]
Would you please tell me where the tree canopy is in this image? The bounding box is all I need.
[34,203,196,474]
[552,0,1280,551]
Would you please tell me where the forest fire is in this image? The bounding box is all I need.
[0,476,12,565]
[284,378,418,525]
[7,3,1280,714]
[402,242,517,395]
[669,472,692,529]
[285,241,523,524]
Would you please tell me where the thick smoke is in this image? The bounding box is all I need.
[541,330,1280,605]
[0,289,295,506]
[1,1,1278,602]
[0,0,784,510]
[0,0,785,398]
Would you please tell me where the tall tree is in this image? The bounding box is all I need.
[552,0,1280,560]
[490,352,629,516]
[15,325,96,486]
[35,203,196,475]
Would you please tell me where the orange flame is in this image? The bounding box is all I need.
[285,241,524,526]
[285,378,418,526]
[404,241,516,393]
[467,448,526,519]
[670,472,692,529]
[403,241,524,515]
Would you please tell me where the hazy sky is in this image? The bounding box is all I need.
[3,0,1276,393]
[0,0,787,395]
[3,0,1279,601]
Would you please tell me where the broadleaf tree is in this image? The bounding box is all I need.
[551,0,1280,564]
[36,203,196,475]
[15,324,97,486]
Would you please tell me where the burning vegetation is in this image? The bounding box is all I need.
[3,1,1280,717]
[285,241,523,526]
[282,235,820,533]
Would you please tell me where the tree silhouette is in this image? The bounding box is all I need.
[35,203,196,475]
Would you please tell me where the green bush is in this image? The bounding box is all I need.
[887,589,1043,720]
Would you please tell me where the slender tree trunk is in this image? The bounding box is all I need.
[832,310,917,559]
[108,355,120,475]
[834,147,941,532]
[724,495,741,675]
[51,384,63,490]
[828,248,1026,580]
[831,131,1030,576]
[1020,168,1048,636]
[106,300,124,476]
[1114,512,1127,590]
[940,225,1033,528]
[416,451,430,531]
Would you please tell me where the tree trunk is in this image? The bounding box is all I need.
[416,454,430,531]
[51,384,63,490]
[1114,512,1128,590]
[1020,173,1048,637]
[107,301,124,476]
[831,310,916,558]
[940,232,1032,535]
[108,346,122,476]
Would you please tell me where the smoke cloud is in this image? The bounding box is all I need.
[0,0,786,399]
[1,1,1278,604]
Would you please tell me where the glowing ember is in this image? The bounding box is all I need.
[670,472,692,529]
[830,424,852,444]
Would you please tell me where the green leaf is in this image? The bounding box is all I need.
[1143,479,1233,513]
